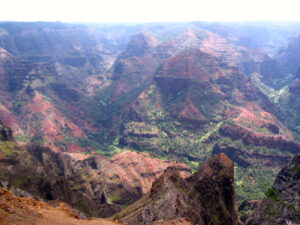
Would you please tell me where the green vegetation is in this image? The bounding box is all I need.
[251,73,280,103]
[235,166,277,201]
[266,187,279,201]
[14,134,31,142]
[195,122,223,143]
[78,137,122,157]
[292,165,300,173]
[108,192,122,203]
[0,141,18,158]
[95,145,122,157]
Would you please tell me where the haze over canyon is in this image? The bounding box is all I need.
[0,21,300,225]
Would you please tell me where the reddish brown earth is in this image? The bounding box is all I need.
[0,104,21,135]
[0,187,123,225]
[119,153,240,225]
[178,101,208,124]
[0,128,191,216]
[150,218,192,225]
[220,123,300,153]
[21,91,86,152]
[109,150,191,193]
[0,187,192,225]
[109,32,157,100]
[156,48,225,81]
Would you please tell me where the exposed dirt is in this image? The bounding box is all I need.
[0,188,121,225]
[0,187,192,225]
[150,218,192,225]
[109,150,191,193]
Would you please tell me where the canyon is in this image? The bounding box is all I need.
[0,21,300,224]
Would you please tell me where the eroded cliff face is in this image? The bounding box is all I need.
[1,21,300,205]
[0,124,190,217]
[109,150,190,194]
[245,153,300,225]
[117,32,297,200]
[0,23,131,152]
[118,153,240,225]
[0,187,191,225]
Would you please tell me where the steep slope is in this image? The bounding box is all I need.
[118,153,240,225]
[0,187,190,225]
[0,123,190,217]
[193,22,300,56]
[279,77,300,142]
[0,22,120,65]
[277,34,300,76]
[245,153,300,225]
[0,23,124,151]
[0,188,120,225]
[0,22,299,202]
[267,34,300,142]
[118,39,297,199]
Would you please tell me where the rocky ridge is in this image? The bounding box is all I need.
[245,153,300,225]
[118,153,241,225]
[0,123,190,217]
[0,187,191,225]
[1,21,300,205]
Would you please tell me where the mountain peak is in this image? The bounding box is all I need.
[120,32,157,58]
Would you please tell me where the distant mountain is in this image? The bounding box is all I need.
[0,21,300,203]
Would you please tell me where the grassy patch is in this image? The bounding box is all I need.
[266,187,279,201]
[0,141,17,157]
[108,192,122,203]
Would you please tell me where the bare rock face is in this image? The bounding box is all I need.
[0,187,191,225]
[118,153,240,225]
[0,122,13,141]
[0,187,124,225]
[109,150,191,194]
[0,125,190,218]
[246,153,300,225]
[187,153,239,225]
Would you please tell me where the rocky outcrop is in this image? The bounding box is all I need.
[0,122,13,141]
[219,123,300,153]
[277,34,300,76]
[246,153,300,225]
[212,143,291,168]
[0,187,124,225]
[118,153,240,225]
[110,151,190,194]
[1,21,300,206]
[280,78,300,142]
[0,129,190,217]
[0,187,190,225]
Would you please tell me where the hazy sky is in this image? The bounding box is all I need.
[1,0,300,23]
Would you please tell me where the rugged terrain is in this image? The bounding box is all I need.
[0,122,190,217]
[0,187,191,225]
[112,28,299,200]
[245,153,300,225]
[118,153,240,225]
[0,21,300,223]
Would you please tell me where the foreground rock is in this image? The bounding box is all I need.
[0,187,190,225]
[0,187,120,225]
[246,153,300,225]
[0,123,190,218]
[118,153,241,225]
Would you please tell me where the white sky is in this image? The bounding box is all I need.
[1,0,300,23]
